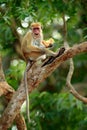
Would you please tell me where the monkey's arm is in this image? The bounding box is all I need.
[26,45,56,56]
[23,44,44,53]
[22,43,57,61]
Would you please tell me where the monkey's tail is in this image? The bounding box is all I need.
[24,62,31,123]
[24,60,34,123]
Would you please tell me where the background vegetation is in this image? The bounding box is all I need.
[0,0,87,130]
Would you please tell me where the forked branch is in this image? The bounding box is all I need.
[62,15,87,103]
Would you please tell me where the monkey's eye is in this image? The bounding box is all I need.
[33,27,39,30]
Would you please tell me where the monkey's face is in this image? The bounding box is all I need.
[32,27,41,38]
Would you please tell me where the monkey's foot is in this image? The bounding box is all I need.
[42,47,65,67]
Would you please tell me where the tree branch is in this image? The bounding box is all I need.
[62,15,87,103]
[0,42,87,129]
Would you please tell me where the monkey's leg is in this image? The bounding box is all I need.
[42,47,65,67]
[24,59,35,123]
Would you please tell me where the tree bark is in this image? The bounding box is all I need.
[0,42,87,129]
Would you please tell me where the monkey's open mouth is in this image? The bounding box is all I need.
[33,28,40,35]
[35,33,39,35]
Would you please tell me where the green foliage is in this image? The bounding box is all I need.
[0,0,87,129]
[23,91,87,130]
[72,53,87,83]
[5,60,25,90]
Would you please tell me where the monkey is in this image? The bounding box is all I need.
[21,22,65,122]
[22,22,56,122]
[21,22,58,62]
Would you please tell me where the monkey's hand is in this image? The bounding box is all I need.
[42,47,65,67]
[42,38,54,48]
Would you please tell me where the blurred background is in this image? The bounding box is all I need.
[0,0,87,130]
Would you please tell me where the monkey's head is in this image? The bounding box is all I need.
[30,22,42,38]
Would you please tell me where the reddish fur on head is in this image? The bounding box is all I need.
[31,22,42,28]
